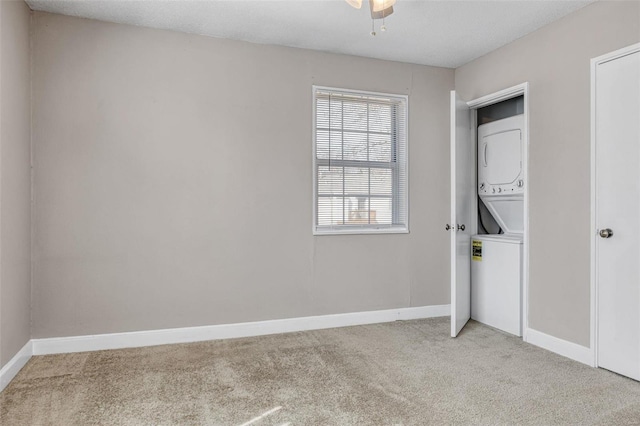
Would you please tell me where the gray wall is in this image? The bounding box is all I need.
[31,12,454,338]
[0,0,32,368]
[455,1,640,347]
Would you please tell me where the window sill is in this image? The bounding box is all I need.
[313,227,409,236]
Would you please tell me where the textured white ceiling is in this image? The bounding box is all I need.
[25,0,595,68]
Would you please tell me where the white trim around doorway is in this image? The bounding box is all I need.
[467,82,531,341]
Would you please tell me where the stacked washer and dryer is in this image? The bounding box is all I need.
[471,114,524,337]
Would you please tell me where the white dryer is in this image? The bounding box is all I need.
[477,114,524,235]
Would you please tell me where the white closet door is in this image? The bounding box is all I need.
[450,91,473,337]
[595,47,640,380]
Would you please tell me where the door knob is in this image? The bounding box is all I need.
[599,228,613,239]
[457,224,466,231]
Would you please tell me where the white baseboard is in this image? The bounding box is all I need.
[32,304,450,356]
[0,341,33,393]
[525,327,594,366]
[397,304,451,320]
[5,309,602,393]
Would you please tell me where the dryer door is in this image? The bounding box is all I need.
[481,129,522,185]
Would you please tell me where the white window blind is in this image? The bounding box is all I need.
[313,86,408,235]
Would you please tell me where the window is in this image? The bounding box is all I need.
[313,86,408,235]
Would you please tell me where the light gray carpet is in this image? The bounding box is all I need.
[1,318,639,425]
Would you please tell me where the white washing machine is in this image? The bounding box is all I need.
[471,234,522,336]
[472,114,525,336]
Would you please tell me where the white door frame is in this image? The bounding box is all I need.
[590,43,640,368]
[466,82,530,339]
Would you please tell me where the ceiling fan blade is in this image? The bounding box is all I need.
[345,0,363,9]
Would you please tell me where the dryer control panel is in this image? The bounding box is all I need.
[478,178,524,195]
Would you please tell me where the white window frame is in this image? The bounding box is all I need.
[312,85,409,236]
